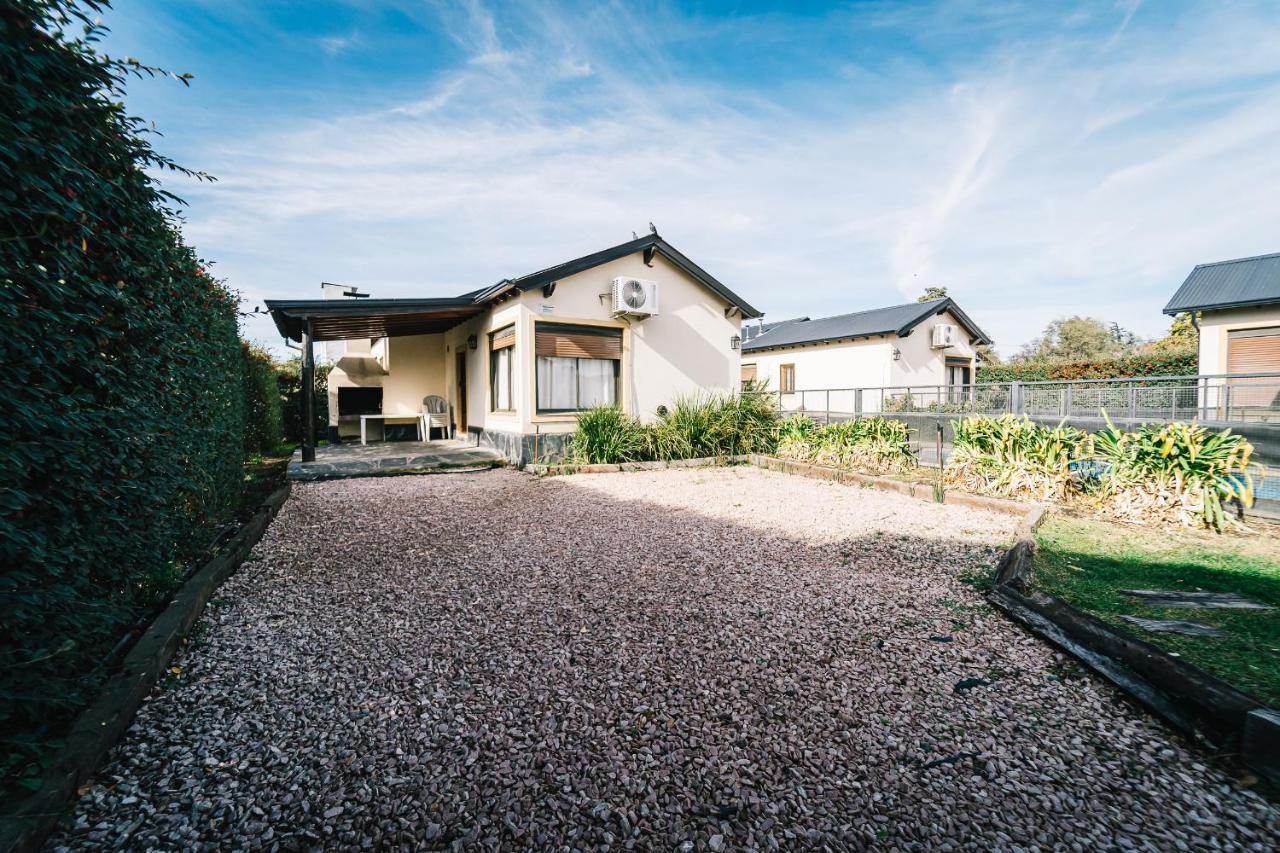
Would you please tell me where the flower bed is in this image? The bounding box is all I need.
[946,414,1259,531]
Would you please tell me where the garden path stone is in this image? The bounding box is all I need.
[1120,589,1275,610]
[49,468,1279,850]
[1118,616,1228,637]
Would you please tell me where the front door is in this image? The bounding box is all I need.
[455,351,467,435]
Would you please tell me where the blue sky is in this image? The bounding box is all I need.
[101,0,1280,356]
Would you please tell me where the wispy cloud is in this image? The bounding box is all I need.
[129,0,1280,354]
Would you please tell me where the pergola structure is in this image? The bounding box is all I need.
[265,298,490,462]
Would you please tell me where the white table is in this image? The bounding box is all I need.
[359,414,423,445]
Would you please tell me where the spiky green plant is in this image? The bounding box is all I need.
[947,415,1088,500]
[1093,413,1259,530]
[569,406,648,464]
[776,416,914,473]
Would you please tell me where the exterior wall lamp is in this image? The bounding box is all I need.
[730,334,741,351]
[467,334,478,350]
[892,346,902,360]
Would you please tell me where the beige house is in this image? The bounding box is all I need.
[1165,251,1280,377]
[739,298,991,416]
[267,234,760,464]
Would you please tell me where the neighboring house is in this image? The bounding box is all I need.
[267,234,760,464]
[739,298,992,414]
[1165,251,1280,376]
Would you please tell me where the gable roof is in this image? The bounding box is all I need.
[741,297,991,352]
[267,234,760,341]
[1164,251,1280,315]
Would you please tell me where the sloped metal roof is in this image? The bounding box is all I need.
[267,234,760,341]
[1164,251,1280,315]
[741,298,991,352]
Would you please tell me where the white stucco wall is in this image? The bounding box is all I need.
[327,247,743,442]
[327,333,447,438]
[889,310,977,387]
[498,251,740,435]
[740,309,979,415]
[1196,305,1280,374]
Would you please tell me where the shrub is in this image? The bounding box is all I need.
[947,415,1087,501]
[1094,418,1259,530]
[242,342,284,455]
[946,414,1258,530]
[977,349,1197,383]
[570,406,649,464]
[569,393,780,465]
[650,391,778,460]
[0,0,246,794]
[277,356,331,443]
[776,415,915,473]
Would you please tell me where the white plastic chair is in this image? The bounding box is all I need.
[421,395,449,443]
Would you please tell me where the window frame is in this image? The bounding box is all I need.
[534,322,623,415]
[779,363,796,393]
[488,325,515,413]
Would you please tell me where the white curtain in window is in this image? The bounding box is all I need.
[492,348,512,410]
[537,356,578,410]
[577,358,615,408]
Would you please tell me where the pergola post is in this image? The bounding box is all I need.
[301,319,316,463]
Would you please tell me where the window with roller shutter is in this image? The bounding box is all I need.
[534,323,623,413]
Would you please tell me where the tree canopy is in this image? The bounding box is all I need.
[1015,316,1141,362]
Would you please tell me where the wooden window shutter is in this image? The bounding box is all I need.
[535,324,623,360]
[490,325,516,350]
[1228,328,1280,375]
[780,364,795,393]
[741,364,757,382]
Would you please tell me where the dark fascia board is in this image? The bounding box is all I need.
[905,298,993,346]
[742,332,891,353]
[504,235,763,318]
[265,297,478,341]
[1162,295,1280,316]
[267,234,761,341]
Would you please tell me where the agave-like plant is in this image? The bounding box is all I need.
[1093,412,1259,530]
[776,415,914,472]
[947,415,1087,500]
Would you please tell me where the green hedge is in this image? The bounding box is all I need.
[977,349,1197,383]
[242,343,284,455]
[0,0,248,792]
[277,357,331,443]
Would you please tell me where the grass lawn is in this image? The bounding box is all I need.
[1034,512,1280,705]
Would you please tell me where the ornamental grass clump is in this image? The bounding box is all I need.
[776,415,915,473]
[946,415,1087,502]
[570,392,780,464]
[1094,418,1259,530]
[569,406,649,464]
[649,391,779,460]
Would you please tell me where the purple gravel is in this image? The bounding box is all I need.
[51,467,1279,850]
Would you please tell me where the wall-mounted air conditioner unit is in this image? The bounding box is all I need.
[611,277,659,317]
[931,323,958,348]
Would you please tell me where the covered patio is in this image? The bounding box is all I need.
[266,296,492,463]
[287,439,504,481]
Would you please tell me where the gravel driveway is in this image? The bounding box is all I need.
[54,467,1278,850]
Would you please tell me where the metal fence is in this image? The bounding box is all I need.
[774,373,1280,425]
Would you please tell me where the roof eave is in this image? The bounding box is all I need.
[1163,296,1280,315]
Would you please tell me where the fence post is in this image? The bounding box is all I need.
[855,389,862,416]
[1225,384,1233,421]
[1128,382,1137,420]
[826,390,831,424]
[1011,381,1023,415]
